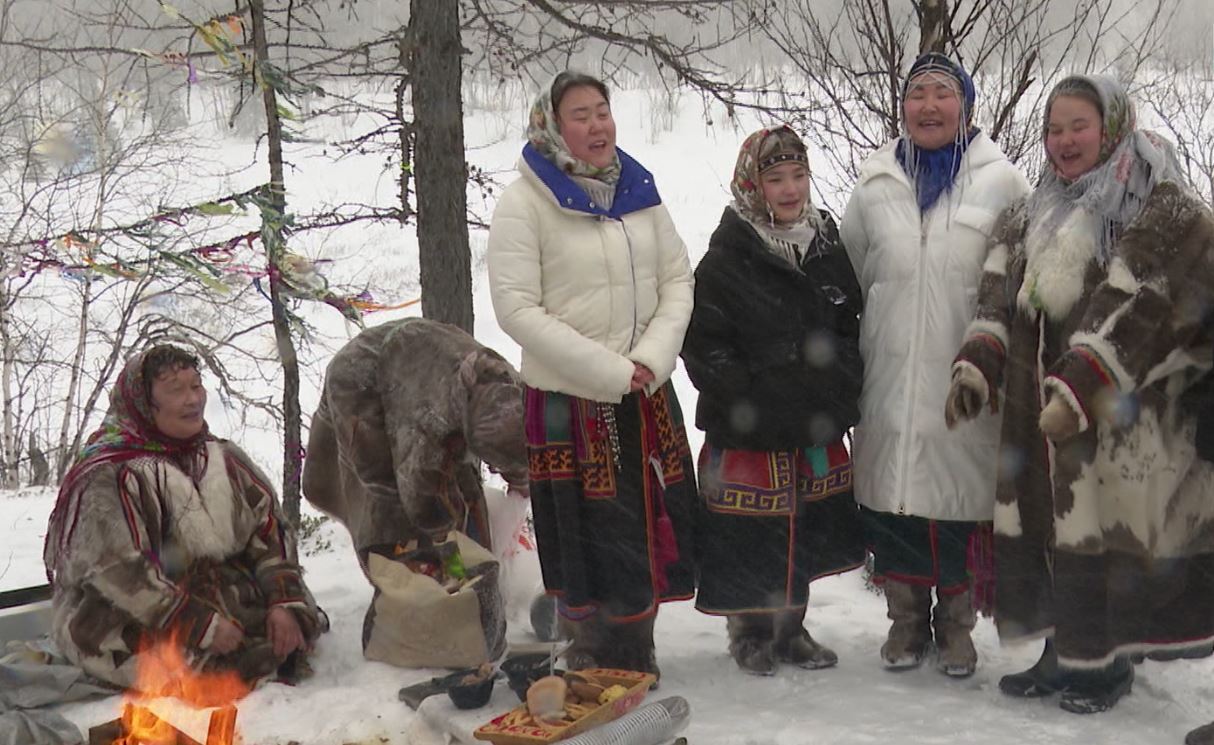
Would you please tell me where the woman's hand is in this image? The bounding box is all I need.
[209,616,244,655]
[1039,396,1080,441]
[267,606,306,659]
[630,363,656,393]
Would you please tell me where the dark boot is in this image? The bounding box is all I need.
[727,614,777,676]
[609,615,661,685]
[560,614,609,671]
[773,606,838,670]
[1145,642,1214,662]
[999,639,1065,698]
[932,589,977,678]
[1186,721,1214,745]
[1058,656,1134,714]
[880,581,932,669]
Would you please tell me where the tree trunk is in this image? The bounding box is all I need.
[409,0,473,333]
[55,280,92,481]
[250,0,303,527]
[0,287,17,488]
[917,0,951,55]
[29,432,48,487]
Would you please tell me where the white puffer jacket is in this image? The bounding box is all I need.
[488,146,693,403]
[841,133,1030,521]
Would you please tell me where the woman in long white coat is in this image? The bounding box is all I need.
[487,72,696,680]
[841,53,1030,677]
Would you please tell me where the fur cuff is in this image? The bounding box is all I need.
[1048,343,1124,429]
[1043,376,1091,433]
[955,332,1006,399]
[951,361,990,407]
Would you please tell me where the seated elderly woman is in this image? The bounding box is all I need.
[43,344,324,691]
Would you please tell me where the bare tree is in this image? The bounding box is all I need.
[1141,57,1214,205]
[751,0,1178,208]
[248,0,305,525]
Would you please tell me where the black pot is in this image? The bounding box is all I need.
[443,669,496,710]
[500,653,561,702]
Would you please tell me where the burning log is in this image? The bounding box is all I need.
[88,702,238,745]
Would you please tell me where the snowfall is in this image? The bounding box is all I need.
[3,81,1214,745]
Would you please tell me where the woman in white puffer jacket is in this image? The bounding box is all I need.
[841,53,1030,678]
[487,71,696,680]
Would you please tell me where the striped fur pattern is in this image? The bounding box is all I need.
[953,182,1214,667]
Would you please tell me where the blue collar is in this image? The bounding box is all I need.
[522,143,662,218]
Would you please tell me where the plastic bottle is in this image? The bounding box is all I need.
[557,696,690,745]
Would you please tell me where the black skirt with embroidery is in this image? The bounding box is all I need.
[694,441,865,614]
[524,382,696,622]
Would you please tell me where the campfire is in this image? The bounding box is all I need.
[89,633,250,745]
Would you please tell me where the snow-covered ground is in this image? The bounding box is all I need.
[6,484,1214,744]
[3,84,1214,744]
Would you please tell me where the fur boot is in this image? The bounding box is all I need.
[932,589,977,677]
[773,606,838,670]
[560,614,610,671]
[727,614,777,676]
[608,615,661,685]
[880,581,932,669]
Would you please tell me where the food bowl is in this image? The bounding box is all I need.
[500,653,561,702]
[444,668,497,710]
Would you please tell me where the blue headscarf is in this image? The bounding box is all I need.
[895,53,978,214]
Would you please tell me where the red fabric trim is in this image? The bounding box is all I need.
[936,582,970,596]
[879,572,937,588]
[807,559,865,583]
[973,332,1006,359]
[117,474,143,553]
[1073,345,1116,388]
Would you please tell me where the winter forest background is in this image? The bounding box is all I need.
[0,0,1211,532]
[1,2,1214,741]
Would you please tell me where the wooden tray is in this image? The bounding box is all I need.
[473,669,655,745]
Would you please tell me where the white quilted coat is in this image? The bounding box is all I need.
[488,153,693,403]
[840,133,1030,520]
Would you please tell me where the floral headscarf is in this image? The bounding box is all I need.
[1026,74,1189,265]
[730,125,824,268]
[526,74,622,185]
[44,347,212,582]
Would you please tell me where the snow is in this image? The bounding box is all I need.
[3,84,1214,744]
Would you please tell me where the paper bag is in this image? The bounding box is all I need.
[362,531,507,669]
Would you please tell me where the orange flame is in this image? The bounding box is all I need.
[115,630,248,745]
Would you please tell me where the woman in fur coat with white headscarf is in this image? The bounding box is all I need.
[948,74,1214,716]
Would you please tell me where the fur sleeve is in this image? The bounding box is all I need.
[1048,183,1214,426]
[222,443,317,631]
[953,199,1029,396]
